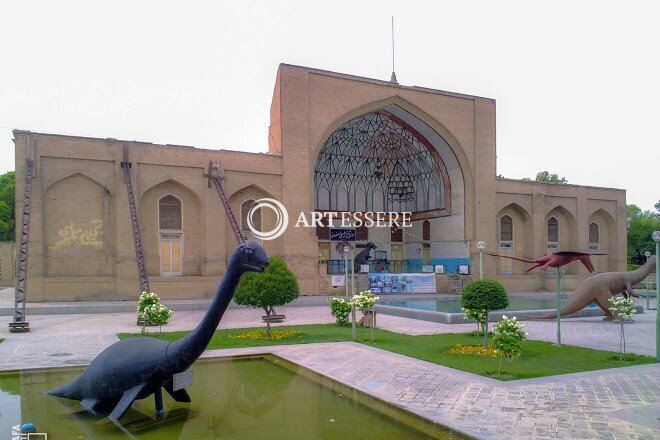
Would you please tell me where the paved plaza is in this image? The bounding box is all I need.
[0,289,658,439]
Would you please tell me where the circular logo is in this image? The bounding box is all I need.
[247,198,289,240]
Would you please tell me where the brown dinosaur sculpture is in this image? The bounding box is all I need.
[487,251,607,273]
[531,256,655,320]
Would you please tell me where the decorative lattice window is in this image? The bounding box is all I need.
[500,215,513,242]
[159,195,182,230]
[547,217,559,243]
[314,112,449,214]
[589,222,599,244]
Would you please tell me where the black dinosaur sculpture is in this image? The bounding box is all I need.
[47,241,269,422]
[354,242,377,272]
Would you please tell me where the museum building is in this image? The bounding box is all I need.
[11,64,627,301]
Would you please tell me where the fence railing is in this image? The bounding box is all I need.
[324,260,428,275]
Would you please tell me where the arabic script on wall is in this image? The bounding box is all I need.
[51,220,103,249]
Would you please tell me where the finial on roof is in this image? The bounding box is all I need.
[390,16,398,84]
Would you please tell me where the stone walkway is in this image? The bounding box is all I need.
[0,298,658,439]
[208,343,660,439]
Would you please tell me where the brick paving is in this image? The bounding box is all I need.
[0,294,658,439]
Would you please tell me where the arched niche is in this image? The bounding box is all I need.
[140,179,202,276]
[588,208,617,272]
[44,173,115,277]
[545,205,578,274]
[495,203,532,275]
[227,184,281,258]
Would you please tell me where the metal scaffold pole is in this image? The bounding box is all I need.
[9,157,34,333]
[120,145,150,293]
[205,161,245,245]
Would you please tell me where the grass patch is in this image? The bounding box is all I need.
[118,324,655,381]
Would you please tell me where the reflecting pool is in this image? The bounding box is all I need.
[0,355,465,439]
[381,297,574,313]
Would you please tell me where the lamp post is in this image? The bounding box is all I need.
[644,251,652,310]
[344,245,350,299]
[555,268,562,346]
[652,231,660,362]
[477,241,485,280]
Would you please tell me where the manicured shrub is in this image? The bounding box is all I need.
[461,279,509,311]
[462,307,487,333]
[235,256,300,337]
[608,296,636,362]
[329,297,352,326]
[137,291,173,335]
[492,315,527,377]
[461,279,509,347]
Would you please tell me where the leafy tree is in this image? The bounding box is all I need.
[627,204,660,261]
[461,279,509,347]
[522,170,568,184]
[0,171,15,241]
[235,256,299,337]
[655,200,660,213]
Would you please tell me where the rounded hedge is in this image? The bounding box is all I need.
[461,279,509,311]
[234,256,299,310]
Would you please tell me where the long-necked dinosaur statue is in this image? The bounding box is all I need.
[47,241,269,421]
[531,256,655,320]
[487,251,607,273]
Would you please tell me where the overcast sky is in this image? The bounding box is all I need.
[1,1,658,210]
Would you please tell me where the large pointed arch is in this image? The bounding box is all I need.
[312,99,468,222]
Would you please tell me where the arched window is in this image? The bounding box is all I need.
[499,215,514,274]
[241,199,260,232]
[547,217,559,243]
[500,215,513,242]
[159,195,182,276]
[159,195,182,230]
[589,222,599,244]
[422,220,431,241]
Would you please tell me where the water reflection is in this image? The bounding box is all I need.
[0,355,459,439]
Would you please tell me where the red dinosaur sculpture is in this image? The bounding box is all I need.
[487,251,607,273]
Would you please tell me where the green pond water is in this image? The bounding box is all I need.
[0,355,463,439]
[381,297,577,313]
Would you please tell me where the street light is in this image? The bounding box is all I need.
[645,251,652,310]
[343,245,350,299]
[652,231,660,362]
[477,241,485,280]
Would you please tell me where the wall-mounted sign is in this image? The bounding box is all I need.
[422,265,434,273]
[173,370,193,391]
[458,264,470,275]
[360,264,370,273]
[330,228,356,241]
[434,265,445,274]
[331,275,345,286]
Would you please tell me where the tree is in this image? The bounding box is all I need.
[626,204,660,261]
[655,200,660,213]
[234,256,299,337]
[0,171,15,241]
[627,204,660,257]
[461,279,509,347]
[525,170,568,184]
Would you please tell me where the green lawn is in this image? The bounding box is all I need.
[118,324,655,381]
